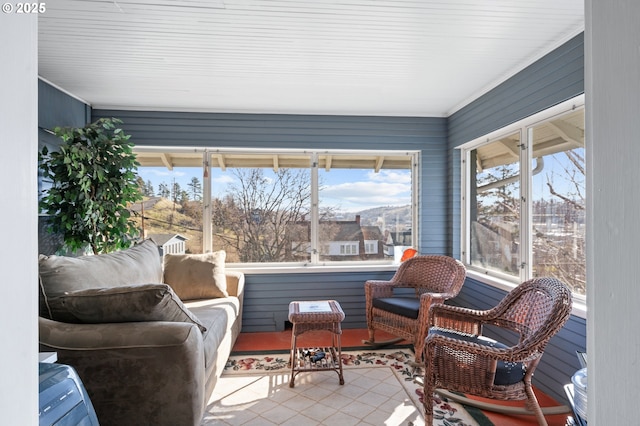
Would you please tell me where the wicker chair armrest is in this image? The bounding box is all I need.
[419,291,454,304]
[426,332,517,361]
[426,324,540,364]
[364,280,395,299]
[428,304,486,335]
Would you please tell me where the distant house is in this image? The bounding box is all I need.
[361,226,384,256]
[286,215,385,261]
[382,229,413,257]
[147,233,188,257]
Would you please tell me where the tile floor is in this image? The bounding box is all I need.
[204,366,424,425]
[232,329,573,426]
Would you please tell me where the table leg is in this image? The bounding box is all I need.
[289,326,298,388]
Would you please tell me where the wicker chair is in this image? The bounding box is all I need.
[364,255,466,363]
[422,277,573,426]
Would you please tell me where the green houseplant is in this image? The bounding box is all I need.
[39,118,142,254]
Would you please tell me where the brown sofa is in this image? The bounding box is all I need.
[38,240,244,426]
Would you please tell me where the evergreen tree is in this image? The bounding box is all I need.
[188,177,202,201]
[145,180,155,196]
[158,182,170,198]
[171,179,182,204]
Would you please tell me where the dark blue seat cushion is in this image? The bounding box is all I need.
[429,329,526,386]
[372,297,420,319]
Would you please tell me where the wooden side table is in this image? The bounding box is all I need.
[288,300,345,388]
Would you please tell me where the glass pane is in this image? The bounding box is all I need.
[530,109,586,295]
[134,166,204,255]
[318,155,413,262]
[469,132,521,276]
[210,165,311,263]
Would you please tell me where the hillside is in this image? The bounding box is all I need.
[355,205,411,228]
[132,197,203,254]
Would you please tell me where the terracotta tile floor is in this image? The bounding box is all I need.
[233,329,572,426]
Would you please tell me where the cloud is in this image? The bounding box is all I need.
[213,174,234,184]
[367,169,411,183]
[322,181,411,211]
[138,169,186,180]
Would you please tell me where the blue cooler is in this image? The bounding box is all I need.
[39,363,99,426]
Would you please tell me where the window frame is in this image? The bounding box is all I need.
[458,94,586,307]
[133,146,420,270]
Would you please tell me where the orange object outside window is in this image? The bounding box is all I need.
[400,248,417,262]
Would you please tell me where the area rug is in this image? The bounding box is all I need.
[202,348,493,426]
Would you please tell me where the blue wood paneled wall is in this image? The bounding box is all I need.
[38,79,91,150]
[447,33,586,403]
[241,270,395,332]
[38,79,90,131]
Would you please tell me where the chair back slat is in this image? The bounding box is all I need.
[491,277,572,349]
[392,255,466,295]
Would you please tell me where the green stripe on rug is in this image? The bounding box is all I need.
[458,398,495,426]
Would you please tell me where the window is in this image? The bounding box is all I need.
[461,96,585,297]
[364,241,378,254]
[134,149,418,266]
[468,131,521,275]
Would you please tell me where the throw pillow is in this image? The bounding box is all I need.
[39,239,163,299]
[47,283,207,333]
[163,251,228,301]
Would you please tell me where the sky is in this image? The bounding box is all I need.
[136,166,412,213]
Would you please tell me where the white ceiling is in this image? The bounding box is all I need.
[38,0,584,117]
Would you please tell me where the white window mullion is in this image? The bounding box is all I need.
[310,152,319,264]
[202,151,212,253]
[411,153,420,252]
[520,128,532,281]
[460,149,470,264]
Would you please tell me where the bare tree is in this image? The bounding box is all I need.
[213,168,311,262]
[533,149,586,293]
[474,148,586,294]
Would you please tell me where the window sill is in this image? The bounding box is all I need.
[226,263,399,275]
[466,269,587,319]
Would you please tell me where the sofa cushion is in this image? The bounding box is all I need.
[47,283,207,332]
[372,297,420,319]
[163,251,228,301]
[39,239,163,317]
[186,297,241,369]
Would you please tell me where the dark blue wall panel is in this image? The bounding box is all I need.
[92,110,442,150]
[38,79,90,132]
[38,79,91,152]
[240,270,395,332]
